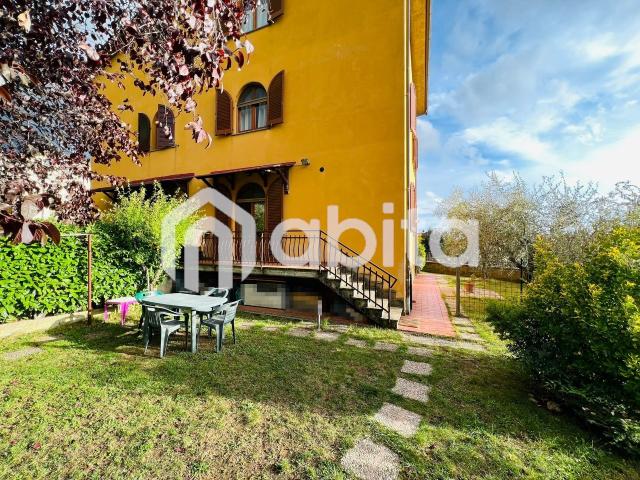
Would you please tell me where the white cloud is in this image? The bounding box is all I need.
[462,117,557,165]
[562,125,640,191]
[423,0,640,201]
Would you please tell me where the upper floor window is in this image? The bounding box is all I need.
[238,84,267,132]
[242,4,269,33]
[153,104,175,149]
[138,113,151,152]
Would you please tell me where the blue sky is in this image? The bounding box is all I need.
[418,0,640,229]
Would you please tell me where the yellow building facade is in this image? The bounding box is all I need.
[94,0,430,326]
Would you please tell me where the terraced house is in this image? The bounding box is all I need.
[93,0,430,328]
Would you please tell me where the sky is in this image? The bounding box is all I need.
[418,0,640,229]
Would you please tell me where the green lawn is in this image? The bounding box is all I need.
[0,312,638,479]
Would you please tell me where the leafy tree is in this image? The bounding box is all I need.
[437,172,638,275]
[93,186,200,289]
[0,0,259,236]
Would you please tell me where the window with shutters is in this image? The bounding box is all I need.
[138,113,151,152]
[153,105,175,149]
[242,3,269,32]
[242,0,283,33]
[238,84,268,133]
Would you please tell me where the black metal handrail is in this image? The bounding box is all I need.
[199,230,397,321]
[316,230,396,320]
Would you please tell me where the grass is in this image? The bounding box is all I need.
[0,311,638,479]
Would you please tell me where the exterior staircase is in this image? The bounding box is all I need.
[315,232,402,328]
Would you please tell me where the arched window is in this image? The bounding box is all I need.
[236,182,265,233]
[238,84,267,133]
[138,113,151,152]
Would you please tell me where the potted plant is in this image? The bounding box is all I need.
[464,275,476,293]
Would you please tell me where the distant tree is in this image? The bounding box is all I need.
[437,172,635,276]
[0,0,259,241]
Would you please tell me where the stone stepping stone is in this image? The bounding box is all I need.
[373,342,399,352]
[3,347,43,361]
[262,326,281,332]
[340,438,399,480]
[373,402,422,437]
[314,331,339,342]
[36,335,59,343]
[85,331,109,340]
[328,324,349,333]
[346,338,367,348]
[401,360,432,376]
[236,323,252,330]
[402,333,486,352]
[392,378,430,403]
[457,326,476,334]
[459,332,483,342]
[453,318,473,327]
[407,346,433,357]
[286,328,311,338]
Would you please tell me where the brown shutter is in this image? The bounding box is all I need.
[269,0,284,20]
[409,83,417,132]
[155,105,175,149]
[215,90,233,136]
[267,70,284,127]
[266,176,283,233]
[412,130,418,171]
[138,113,151,152]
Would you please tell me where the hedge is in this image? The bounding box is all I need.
[486,223,640,454]
[0,226,144,322]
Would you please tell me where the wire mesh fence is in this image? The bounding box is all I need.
[425,261,530,320]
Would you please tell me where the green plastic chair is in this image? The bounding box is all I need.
[135,290,163,302]
[142,305,184,358]
[200,300,241,352]
[203,287,229,299]
[136,290,163,329]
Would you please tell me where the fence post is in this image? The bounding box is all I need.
[519,264,524,297]
[87,233,93,325]
[455,267,461,317]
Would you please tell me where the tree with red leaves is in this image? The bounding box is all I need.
[0,0,259,243]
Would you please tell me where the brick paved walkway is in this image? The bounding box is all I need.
[398,274,455,337]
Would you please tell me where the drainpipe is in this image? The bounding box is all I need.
[404,0,412,313]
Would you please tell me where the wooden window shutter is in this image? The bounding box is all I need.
[155,105,175,149]
[267,70,284,127]
[215,90,233,136]
[412,130,419,170]
[138,113,151,152]
[409,83,417,132]
[266,176,283,233]
[269,0,284,20]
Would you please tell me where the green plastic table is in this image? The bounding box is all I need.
[140,293,226,353]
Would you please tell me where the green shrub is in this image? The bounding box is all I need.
[0,186,198,322]
[93,186,198,289]
[0,224,143,322]
[487,224,640,454]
